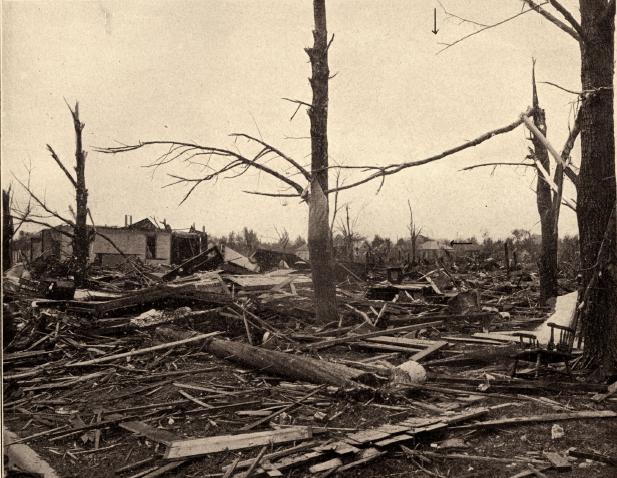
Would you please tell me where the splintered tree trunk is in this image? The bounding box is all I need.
[577,1,617,377]
[307,0,338,322]
[531,68,559,304]
[70,104,90,287]
[2,189,13,271]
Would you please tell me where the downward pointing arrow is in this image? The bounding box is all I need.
[432,8,439,35]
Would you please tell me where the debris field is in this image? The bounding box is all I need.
[3,255,617,478]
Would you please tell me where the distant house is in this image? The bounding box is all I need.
[451,242,481,257]
[417,240,454,261]
[22,218,208,267]
[250,246,308,271]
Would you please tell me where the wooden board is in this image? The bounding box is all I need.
[164,427,312,459]
[543,452,572,471]
[120,421,178,445]
[309,458,342,474]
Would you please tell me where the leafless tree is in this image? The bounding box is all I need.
[441,0,616,378]
[336,204,363,261]
[407,199,423,265]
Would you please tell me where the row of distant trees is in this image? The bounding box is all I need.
[212,226,306,257]
[208,224,580,278]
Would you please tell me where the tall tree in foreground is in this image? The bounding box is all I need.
[306,0,338,320]
[443,0,616,377]
[100,0,339,321]
[576,0,616,377]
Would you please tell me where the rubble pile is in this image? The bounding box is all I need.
[3,258,616,478]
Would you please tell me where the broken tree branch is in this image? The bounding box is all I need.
[437,3,550,54]
[46,145,78,188]
[523,0,582,42]
[326,110,534,194]
[97,140,305,200]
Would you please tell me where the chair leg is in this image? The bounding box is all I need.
[564,360,573,378]
[535,354,541,378]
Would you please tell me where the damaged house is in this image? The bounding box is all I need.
[26,217,208,267]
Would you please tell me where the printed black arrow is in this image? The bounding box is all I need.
[432,8,439,35]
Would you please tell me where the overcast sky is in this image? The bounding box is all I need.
[2,0,587,243]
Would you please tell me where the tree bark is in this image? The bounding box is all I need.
[2,188,14,271]
[70,103,90,287]
[307,0,338,322]
[531,65,559,304]
[156,326,365,387]
[577,0,617,378]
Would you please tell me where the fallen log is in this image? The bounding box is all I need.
[156,326,376,388]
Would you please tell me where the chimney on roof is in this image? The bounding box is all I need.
[124,215,128,227]
[130,215,133,225]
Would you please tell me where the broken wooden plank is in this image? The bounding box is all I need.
[119,420,178,445]
[452,410,617,429]
[334,448,386,473]
[591,380,617,402]
[242,385,326,431]
[508,465,553,478]
[164,426,312,459]
[374,433,414,447]
[354,342,424,354]
[568,449,617,466]
[307,321,443,351]
[542,452,571,471]
[441,335,505,345]
[223,442,318,472]
[344,429,391,445]
[66,331,222,367]
[309,458,343,474]
[411,340,448,361]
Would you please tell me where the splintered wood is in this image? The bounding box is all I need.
[164,427,313,459]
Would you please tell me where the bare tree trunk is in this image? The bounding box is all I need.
[69,103,90,287]
[577,0,617,378]
[531,64,559,304]
[307,0,337,322]
[3,188,14,271]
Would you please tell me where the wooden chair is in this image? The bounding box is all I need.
[511,322,576,378]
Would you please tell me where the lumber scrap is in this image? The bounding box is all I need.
[65,331,222,367]
[568,449,617,466]
[163,426,313,460]
[119,420,179,445]
[306,321,443,351]
[453,410,617,429]
[542,452,571,471]
[400,447,549,465]
[591,380,617,402]
[222,442,318,472]
[334,448,386,473]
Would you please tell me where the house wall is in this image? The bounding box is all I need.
[91,229,147,260]
[155,232,172,263]
[91,228,172,265]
